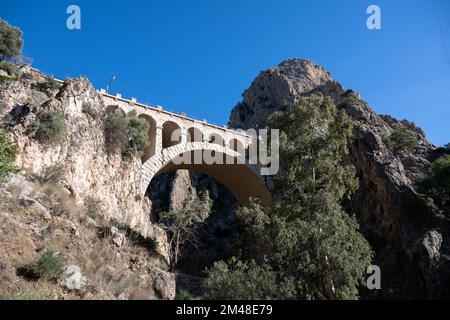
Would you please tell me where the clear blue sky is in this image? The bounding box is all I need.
[2,0,449,145]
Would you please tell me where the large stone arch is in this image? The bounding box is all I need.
[138,114,157,163]
[140,142,272,206]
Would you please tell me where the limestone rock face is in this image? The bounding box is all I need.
[0,66,155,239]
[229,59,344,129]
[229,59,449,299]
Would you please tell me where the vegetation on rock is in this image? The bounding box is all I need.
[0,61,17,77]
[204,258,295,300]
[27,110,66,144]
[31,77,61,97]
[383,126,418,154]
[0,129,17,183]
[17,251,65,281]
[417,153,450,217]
[204,96,373,300]
[104,110,150,158]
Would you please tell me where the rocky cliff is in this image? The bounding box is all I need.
[229,59,450,299]
[0,66,174,299]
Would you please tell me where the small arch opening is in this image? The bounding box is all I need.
[162,121,182,149]
[209,133,225,146]
[229,138,245,154]
[138,114,157,163]
[187,127,204,143]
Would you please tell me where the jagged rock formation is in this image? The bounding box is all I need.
[229,59,450,299]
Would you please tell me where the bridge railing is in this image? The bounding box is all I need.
[0,54,33,66]
[100,91,252,139]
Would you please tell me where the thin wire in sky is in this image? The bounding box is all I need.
[433,0,450,71]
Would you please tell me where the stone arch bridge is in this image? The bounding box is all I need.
[100,92,272,205]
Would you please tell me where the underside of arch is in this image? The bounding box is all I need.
[143,145,272,206]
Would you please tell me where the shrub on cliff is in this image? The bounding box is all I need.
[31,77,61,97]
[418,154,450,216]
[0,129,18,183]
[383,126,418,154]
[0,61,16,77]
[17,251,65,281]
[28,110,66,144]
[104,110,150,158]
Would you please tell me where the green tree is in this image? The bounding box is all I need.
[204,258,295,300]
[383,126,418,154]
[0,129,18,183]
[104,110,150,158]
[418,154,450,216]
[0,19,23,57]
[126,111,150,157]
[17,251,65,281]
[206,96,372,300]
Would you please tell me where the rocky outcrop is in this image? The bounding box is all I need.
[229,59,449,299]
[0,66,176,299]
[0,66,157,238]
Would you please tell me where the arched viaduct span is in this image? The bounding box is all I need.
[101,92,272,205]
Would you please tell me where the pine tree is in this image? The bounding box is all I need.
[0,19,23,57]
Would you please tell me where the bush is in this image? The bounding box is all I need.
[104,112,128,154]
[82,102,97,118]
[176,288,201,300]
[0,61,16,76]
[203,258,295,300]
[0,74,13,83]
[17,251,65,281]
[0,129,18,183]
[104,110,150,158]
[337,95,362,109]
[31,77,61,97]
[28,110,66,144]
[417,155,450,215]
[383,126,418,154]
[33,164,65,185]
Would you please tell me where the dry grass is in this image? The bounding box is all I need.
[0,175,161,300]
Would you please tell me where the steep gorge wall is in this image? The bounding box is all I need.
[0,67,159,240]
